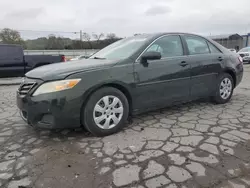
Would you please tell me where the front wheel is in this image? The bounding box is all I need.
[82,87,129,136]
[213,73,234,104]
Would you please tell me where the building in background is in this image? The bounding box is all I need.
[242,33,250,48]
[210,34,243,50]
[209,33,250,51]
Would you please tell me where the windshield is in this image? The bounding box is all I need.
[89,35,150,60]
[239,47,250,52]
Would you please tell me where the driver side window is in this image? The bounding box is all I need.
[145,35,184,58]
[147,44,163,54]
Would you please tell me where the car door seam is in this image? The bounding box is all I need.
[191,73,218,78]
[136,77,190,87]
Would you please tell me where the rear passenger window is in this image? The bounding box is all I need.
[207,42,221,53]
[184,35,210,55]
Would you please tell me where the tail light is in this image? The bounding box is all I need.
[62,55,66,62]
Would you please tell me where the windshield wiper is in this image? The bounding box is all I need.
[92,56,106,60]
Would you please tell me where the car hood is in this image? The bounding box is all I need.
[26,59,118,81]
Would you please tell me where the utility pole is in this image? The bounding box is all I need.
[80,30,83,41]
[80,30,83,50]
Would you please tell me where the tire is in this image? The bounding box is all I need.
[82,87,129,137]
[213,73,234,104]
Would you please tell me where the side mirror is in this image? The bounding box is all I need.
[140,51,161,66]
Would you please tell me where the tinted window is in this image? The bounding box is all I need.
[145,35,183,58]
[208,42,221,53]
[0,46,22,59]
[185,35,210,55]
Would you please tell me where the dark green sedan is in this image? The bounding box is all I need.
[17,33,243,136]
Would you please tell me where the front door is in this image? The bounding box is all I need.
[133,35,191,111]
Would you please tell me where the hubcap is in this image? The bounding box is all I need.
[93,95,124,129]
[220,78,232,100]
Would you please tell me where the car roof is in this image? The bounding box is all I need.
[141,32,205,36]
[133,32,211,41]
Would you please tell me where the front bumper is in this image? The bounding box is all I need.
[16,88,83,129]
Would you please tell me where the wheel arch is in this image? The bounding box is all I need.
[81,82,133,116]
[223,68,236,88]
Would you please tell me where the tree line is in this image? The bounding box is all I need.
[0,28,122,50]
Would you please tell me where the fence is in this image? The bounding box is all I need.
[24,49,99,59]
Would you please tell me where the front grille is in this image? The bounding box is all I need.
[18,82,36,96]
[240,54,245,57]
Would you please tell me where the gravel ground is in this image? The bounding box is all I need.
[1,66,250,188]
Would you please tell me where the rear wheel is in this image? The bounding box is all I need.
[82,87,129,136]
[213,73,234,104]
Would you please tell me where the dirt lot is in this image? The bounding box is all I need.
[1,66,250,188]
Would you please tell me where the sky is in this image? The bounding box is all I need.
[0,0,250,39]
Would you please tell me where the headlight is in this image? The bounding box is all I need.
[32,79,81,96]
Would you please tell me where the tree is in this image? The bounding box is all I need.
[106,33,119,44]
[106,33,117,40]
[0,28,26,47]
[0,29,122,50]
[82,32,92,49]
[92,33,104,43]
[45,34,64,50]
[26,37,48,50]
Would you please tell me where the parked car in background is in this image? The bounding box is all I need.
[238,47,250,63]
[229,48,237,53]
[0,44,65,78]
[17,33,243,136]
[69,55,90,61]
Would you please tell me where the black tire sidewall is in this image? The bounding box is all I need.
[83,87,129,136]
[214,73,234,104]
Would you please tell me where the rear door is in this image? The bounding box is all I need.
[133,35,191,111]
[0,45,24,78]
[182,35,223,99]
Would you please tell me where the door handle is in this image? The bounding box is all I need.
[218,57,223,61]
[179,61,188,67]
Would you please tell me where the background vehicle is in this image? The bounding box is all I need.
[0,44,65,78]
[17,33,243,136]
[238,47,250,63]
